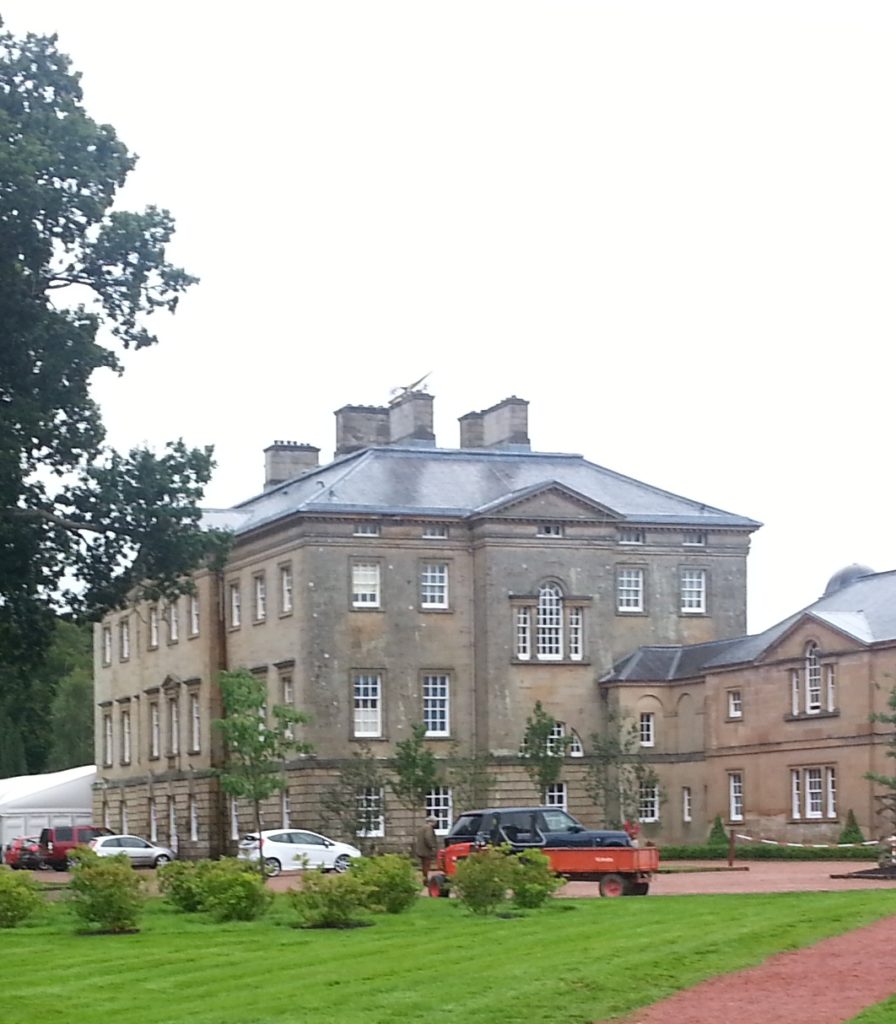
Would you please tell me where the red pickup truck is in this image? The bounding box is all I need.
[428,806,659,898]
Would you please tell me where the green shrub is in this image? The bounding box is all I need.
[289,869,371,928]
[68,850,144,933]
[158,860,208,912]
[660,843,876,862]
[707,815,728,847]
[452,847,514,915]
[352,854,420,914]
[838,810,865,846]
[199,858,273,922]
[0,868,42,927]
[509,848,563,909]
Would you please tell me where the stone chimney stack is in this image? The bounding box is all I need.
[264,442,320,490]
[388,390,435,446]
[459,396,530,450]
[334,405,391,456]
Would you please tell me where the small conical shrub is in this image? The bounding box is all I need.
[708,814,728,847]
[838,809,865,845]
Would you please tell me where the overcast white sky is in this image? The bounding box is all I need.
[5,1,895,634]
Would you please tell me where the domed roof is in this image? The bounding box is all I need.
[823,563,875,597]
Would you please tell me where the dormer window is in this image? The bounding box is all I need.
[683,531,707,546]
[537,523,564,538]
[619,527,645,545]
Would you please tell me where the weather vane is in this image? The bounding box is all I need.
[388,372,431,404]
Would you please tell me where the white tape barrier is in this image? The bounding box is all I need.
[734,833,879,848]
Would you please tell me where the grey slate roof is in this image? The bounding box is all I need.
[602,568,896,683]
[202,445,761,538]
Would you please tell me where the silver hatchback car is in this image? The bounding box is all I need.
[89,834,176,868]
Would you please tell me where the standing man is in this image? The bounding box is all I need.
[414,815,439,884]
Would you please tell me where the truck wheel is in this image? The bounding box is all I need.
[599,873,625,898]
[427,873,449,898]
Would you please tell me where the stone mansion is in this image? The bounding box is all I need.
[93,392,896,855]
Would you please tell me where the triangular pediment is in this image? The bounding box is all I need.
[754,612,869,664]
[470,481,622,521]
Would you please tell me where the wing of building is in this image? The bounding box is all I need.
[95,392,769,856]
[603,564,896,845]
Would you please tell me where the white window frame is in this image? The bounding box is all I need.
[169,696,180,756]
[149,797,158,843]
[790,669,800,716]
[229,582,241,627]
[825,664,836,712]
[168,600,179,643]
[351,562,381,609]
[102,712,113,767]
[616,567,644,613]
[639,782,660,822]
[545,782,567,811]
[119,619,130,660]
[680,569,707,614]
[639,711,655,747]
[805,643,821,713]
[353,522,380,536]
[536,583,563,660]
[230,797,240,841]
[254,573,267,622]
[102,625,112,666]
[727,690,743,719]
[422,523,448,538]
[189,594,200,636]
[515,606,532,661]
[356,787,385,838]
[422,674,450,737]
[426,787,453,835]
[189,692,201,752]
[150,702,160,759]
[420,562,449,609]
[353,674,382,737]
[281,789,291,829]
[618,527,645,545]
[683,531,707,546]
[791,765,836,819]
[682,786,692,822]
[568,730,584,758]
[149,606,159,649]
[120,801,128,834]
[121,708,131,765]
[728,771,744,822]
[279,564,293,614]
[168,795,178,850]
[189,795,199,841]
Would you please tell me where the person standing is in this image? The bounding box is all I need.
[414,815,439,883]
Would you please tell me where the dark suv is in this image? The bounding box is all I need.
[39,825,113,871]
[444,807,633,850]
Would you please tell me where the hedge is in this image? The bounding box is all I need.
[659,843,877,862]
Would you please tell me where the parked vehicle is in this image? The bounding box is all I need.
[429,806,659,898]
[38,825,113,871]
[237,829,362,877]
[88,834,175,868]
[3,835,43,870]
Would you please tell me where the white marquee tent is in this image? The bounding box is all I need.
[0,765,96,849]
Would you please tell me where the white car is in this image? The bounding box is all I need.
[88,834,176,868]
[237,829,361,877]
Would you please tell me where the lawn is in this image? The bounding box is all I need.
[3,889,895,1024]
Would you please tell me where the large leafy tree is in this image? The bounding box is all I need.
[0,27,224,768]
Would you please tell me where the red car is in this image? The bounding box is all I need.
[3,835,43,870]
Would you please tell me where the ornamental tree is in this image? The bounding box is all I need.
[214,669,312,874]
[0,26,225,768]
